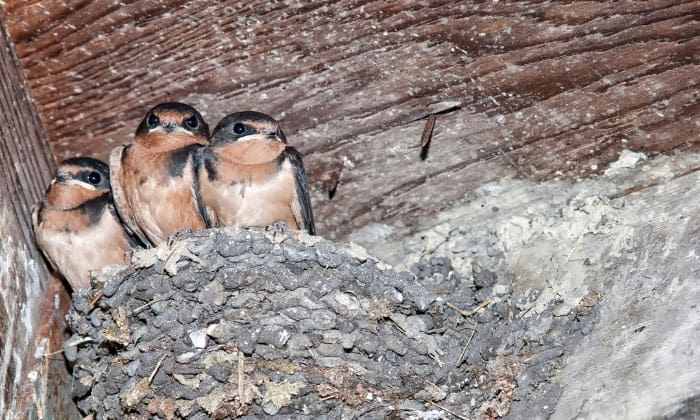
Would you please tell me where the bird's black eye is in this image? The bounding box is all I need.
[147,113,159,128]
[233,123,246,135]
[185,115,199,129]
[87,171,101,185]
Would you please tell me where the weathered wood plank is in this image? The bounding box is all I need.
[0,9,76,419]
[2,0,698,238]
[0,6,50,415]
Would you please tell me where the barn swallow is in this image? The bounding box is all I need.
[110,102,210,246]
[196,111,315,234]
[32,157,140,290]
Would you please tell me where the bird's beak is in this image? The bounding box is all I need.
[54,172,72,183]
[260,129,286,143]
[237,132,282,143]
[162,121,178,132]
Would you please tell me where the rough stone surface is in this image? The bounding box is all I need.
[67,225,599,419]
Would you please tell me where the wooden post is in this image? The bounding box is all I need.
[0,9,77,419]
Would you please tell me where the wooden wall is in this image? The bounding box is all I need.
[3,0,699,239]
[0,9,77,419]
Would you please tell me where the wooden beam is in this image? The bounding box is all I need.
[0,8,76,419]
[2,0,698,238]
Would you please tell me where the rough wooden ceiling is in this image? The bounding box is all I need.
[3,0,699,239]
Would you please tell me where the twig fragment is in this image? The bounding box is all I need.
[421,114,437,149]
[429,352,445,367]
[238,352,244,399]
[40,337,94,358]
[420,114,437,160]
[428,401,470,420]
[131,292,175,315]
[566,235,583,262]
[88,291,104,309]
[447,299,491,317]
[455,329,477,366]
[390,319,407,335]
[237,352,244,416]
[148,354,167,385]
[38,349,65,358]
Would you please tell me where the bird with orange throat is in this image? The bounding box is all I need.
[32,157,140,290]
[110,102,210,246]
[196,111,315,235]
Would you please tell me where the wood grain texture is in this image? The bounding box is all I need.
[0,9,62,418]
[3,0,698,238]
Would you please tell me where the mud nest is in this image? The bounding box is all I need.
[66,225,598,419]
